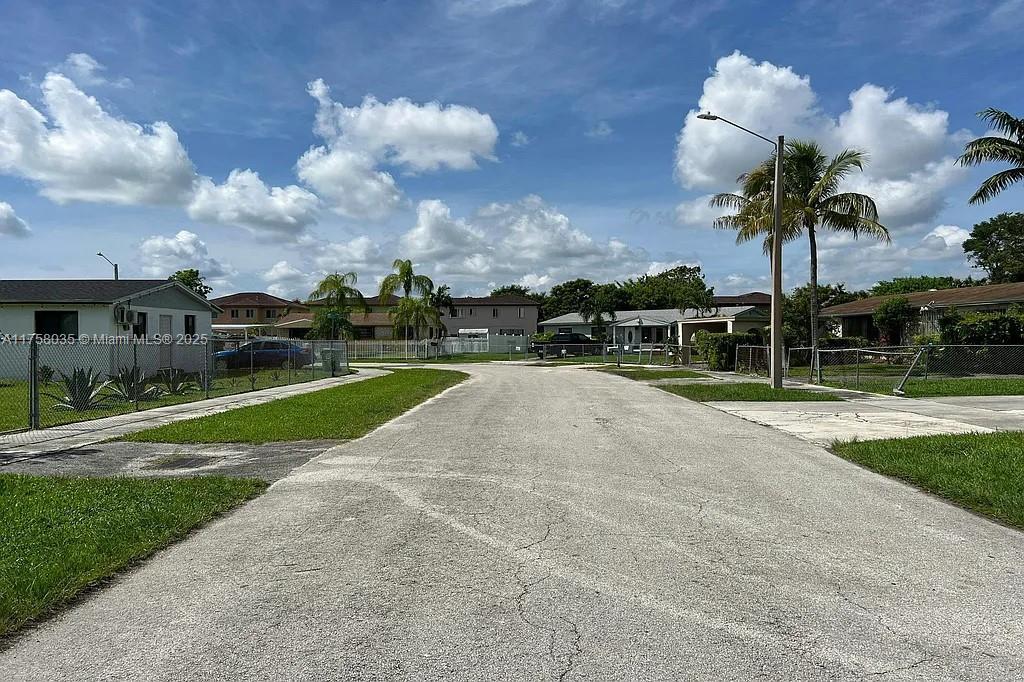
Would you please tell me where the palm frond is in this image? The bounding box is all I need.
[977,108,1024,142]
[809,148,867,203]
[968,167,1024,204]
[957,136,1024,167]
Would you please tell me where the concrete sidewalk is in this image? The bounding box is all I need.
[0,369,387,462]
[3,364,1022,680]
[703,393,1024,445]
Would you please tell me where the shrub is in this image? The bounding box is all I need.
[693,330,760,371]
[912,332,941,346]
[46,368,110,412]
[818,336,870,350]
[873,296,917,345]
[36,365,55,385]
[108,366,163,403]
[157,369,199,396]
[532,331,554,342]
[939,306,1024,345]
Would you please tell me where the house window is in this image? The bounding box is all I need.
[266,309,278,319]
[133,312,148,338]
[450,308,459,318]
[184,315,196,336]
[467,308,473,316]
[34,310,78,336]
[518,307,524,318]
[492,308,499,318]
[558,327,572,334]
[245,309,255,318]
[499,328,525,336]
[230,309,239,319]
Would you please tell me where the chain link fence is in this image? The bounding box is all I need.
[786,344,1024,394]
[735,345,770,376]
[0,336,349,434]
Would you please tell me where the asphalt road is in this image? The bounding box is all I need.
[3,364,1023,680]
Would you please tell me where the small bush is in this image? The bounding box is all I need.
[693,330,760,371]
[939,306,1024,345]
[818,336,870,350]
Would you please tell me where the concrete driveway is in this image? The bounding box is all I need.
[3,364,1023,680]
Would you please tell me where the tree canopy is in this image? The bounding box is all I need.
[168,269,212,298]
[870,275,982,296]
[962,213,1024,283]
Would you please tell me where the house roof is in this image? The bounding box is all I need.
[714,291,770,307]
[211,292,296,307]
[820,282,1024,317]
[540,306,766,326]
[0,279,220,311]
[273,310,394,329]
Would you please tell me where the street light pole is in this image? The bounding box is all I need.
[696,113,784,388]
[96,252,119,280]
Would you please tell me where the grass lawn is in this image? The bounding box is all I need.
[599,368,706,380]
[0,474,265,636]
[827,377,1024,398]
[122,368,467,444]
[834,432,1024,529]
[0,367,348,434]
[659,383,842,402]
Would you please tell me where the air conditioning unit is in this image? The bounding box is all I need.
[114,306,138,326]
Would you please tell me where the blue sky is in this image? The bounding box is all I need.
[1,0,1022,298]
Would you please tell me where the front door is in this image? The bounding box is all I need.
[159,315,173,368]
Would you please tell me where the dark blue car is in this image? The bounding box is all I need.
[213,340,312,370]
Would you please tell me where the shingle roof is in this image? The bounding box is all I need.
[0,279,173,303]
[714,291,770,307]
[211,292,296,307]
[820,282,1024,317]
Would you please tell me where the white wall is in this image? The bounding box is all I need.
[0,303,115,336]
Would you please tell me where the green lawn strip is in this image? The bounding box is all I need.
[0,368,351,433]
[0,474,265,636]
[826,377,1024,397]
[598,368,706,380]
[833,432,1024,530]
[658,383,842,402]
[121,368,467,444]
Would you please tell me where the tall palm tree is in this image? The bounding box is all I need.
[379,259,434,340]
[308,271,366,339]
[711,140,888,352]
[390,296,441,341]
[958,108,1024,204]
[579,284,618,341]
[428,284,455,339]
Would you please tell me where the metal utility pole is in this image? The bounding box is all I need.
[97,252,119,280]
[697,113,785,388]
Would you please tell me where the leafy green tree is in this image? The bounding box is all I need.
[957,109,1024,204]
[489,284,532,298]
[619,265,714,312]
[541,278,595,319]
[870,275,982,296]
[168,269,212,298]
[962,213,1024,283]
[782,284,865,347]
[578,284,621,340]
[308,272,366,339]
[872,296,917,346]
[712,140,888,353]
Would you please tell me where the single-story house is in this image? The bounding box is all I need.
[821,281,1024,341]
[539,305,769,344]
[0,279,221,375]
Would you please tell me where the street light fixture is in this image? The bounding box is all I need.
[697,112,784,389]
[96,252,119,280]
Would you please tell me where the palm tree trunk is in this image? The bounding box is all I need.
[807,224,820,356]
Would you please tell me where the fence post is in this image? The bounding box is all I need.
[205,342,211,399]
[28,337,40,430]
[815,349,823,384]
[249,341,255,391]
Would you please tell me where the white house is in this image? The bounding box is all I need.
[539,306,769,344]
[0,279,222,376]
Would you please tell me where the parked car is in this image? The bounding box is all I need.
[529,332,599,358]
[213,340,312,370]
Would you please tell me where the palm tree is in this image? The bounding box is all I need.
[390,296,441,341]
[579,284,618,341]
[957,108,1024,204]
[308,271,366,339]
[711,140,888,352]
[428,284,455,339]
[379,259,434,340]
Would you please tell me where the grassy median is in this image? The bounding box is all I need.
[122,369,467,444]
[659,383,842,402]
[0,474,265,637]
[834,432,1024,529]
[827,377,1024,398]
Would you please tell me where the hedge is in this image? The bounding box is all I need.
[693,330,760,371]
[940,308,1024,345]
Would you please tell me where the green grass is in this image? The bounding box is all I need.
[0,474,265,636]
[599,368,706,380]
[0,368,348,433]
[826,376,1024,397]
[658,383,842,402]
[834,432,1024,529]
[122,368,467,444]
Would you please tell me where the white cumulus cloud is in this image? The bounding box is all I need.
[57,53,131,88]
[0,202,30,237]
[137,230,235,286]
[188,169,319,237]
